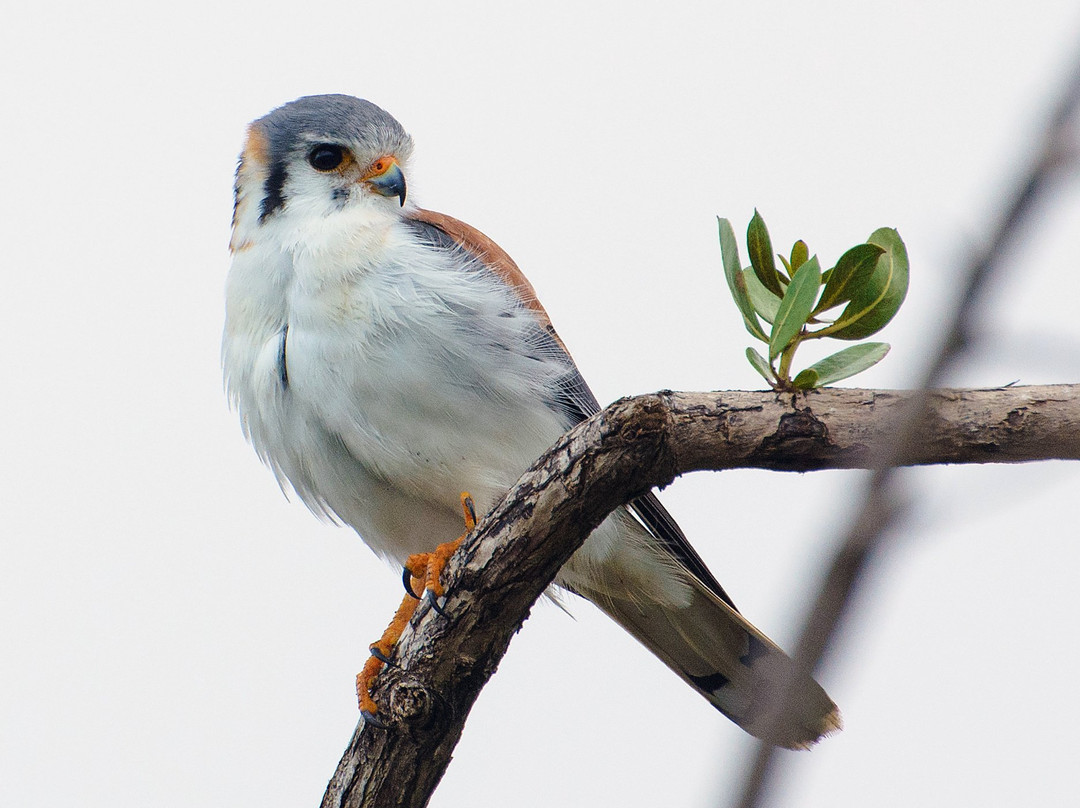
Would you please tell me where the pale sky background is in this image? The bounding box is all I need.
[4,2,1080,807]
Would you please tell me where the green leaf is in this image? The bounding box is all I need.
[746,347,776,385]
[814,243,885,314]
[824,228,909,340]
[789,240,809,272]
[778,254,792,276]
[719,218,768,342]
[769,256,821,359]
[791,368,819,389]
[793,342,891,388]
[743,268,781,323]
[747,211,785,296]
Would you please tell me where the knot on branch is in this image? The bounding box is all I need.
[386,676,445,733]
[753,407,836,469]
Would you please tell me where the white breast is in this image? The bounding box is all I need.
[224,210,571,562]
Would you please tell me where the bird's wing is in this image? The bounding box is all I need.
[404,209,841,747]
[404,209,735,607]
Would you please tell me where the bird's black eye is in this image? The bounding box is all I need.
[308,144,345,171]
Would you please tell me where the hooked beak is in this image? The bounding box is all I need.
[361,157,407,206]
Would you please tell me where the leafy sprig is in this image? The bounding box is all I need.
[719,211,908,390]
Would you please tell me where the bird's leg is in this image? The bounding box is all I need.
[356,568,423,725]
[356,492,477,725]
[413,492,476,612]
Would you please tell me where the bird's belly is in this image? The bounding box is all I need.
[279,316,570,559]
[234,317,672,602]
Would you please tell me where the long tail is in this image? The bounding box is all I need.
[579,574,841,749]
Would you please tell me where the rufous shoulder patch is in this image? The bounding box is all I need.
[408,208,554,330]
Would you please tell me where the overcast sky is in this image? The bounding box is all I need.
[5,2,1080,807]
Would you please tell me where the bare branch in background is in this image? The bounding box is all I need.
[732,44,1080,808]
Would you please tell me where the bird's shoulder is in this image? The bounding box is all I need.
[405,209,554,329]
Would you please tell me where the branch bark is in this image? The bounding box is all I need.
[320,384,1080,808]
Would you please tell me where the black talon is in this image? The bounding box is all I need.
[360,709,388,729]
[402,565,422,599]
[425,588,449,617]
[369,646,397,667]
[463,496,477,526]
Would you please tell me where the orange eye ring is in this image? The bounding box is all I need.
[362,156,398,180]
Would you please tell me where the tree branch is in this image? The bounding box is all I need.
[733,40,1080,807]
[320,383,1080,808]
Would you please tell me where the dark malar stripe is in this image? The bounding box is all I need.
[260,159,288,221]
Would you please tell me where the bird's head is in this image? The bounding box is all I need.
[231,94,414,251]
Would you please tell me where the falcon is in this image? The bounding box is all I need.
[223,94,840,748]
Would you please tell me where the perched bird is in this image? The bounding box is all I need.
[223,94,840,748]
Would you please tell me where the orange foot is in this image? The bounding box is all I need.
[356,492,477,726]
